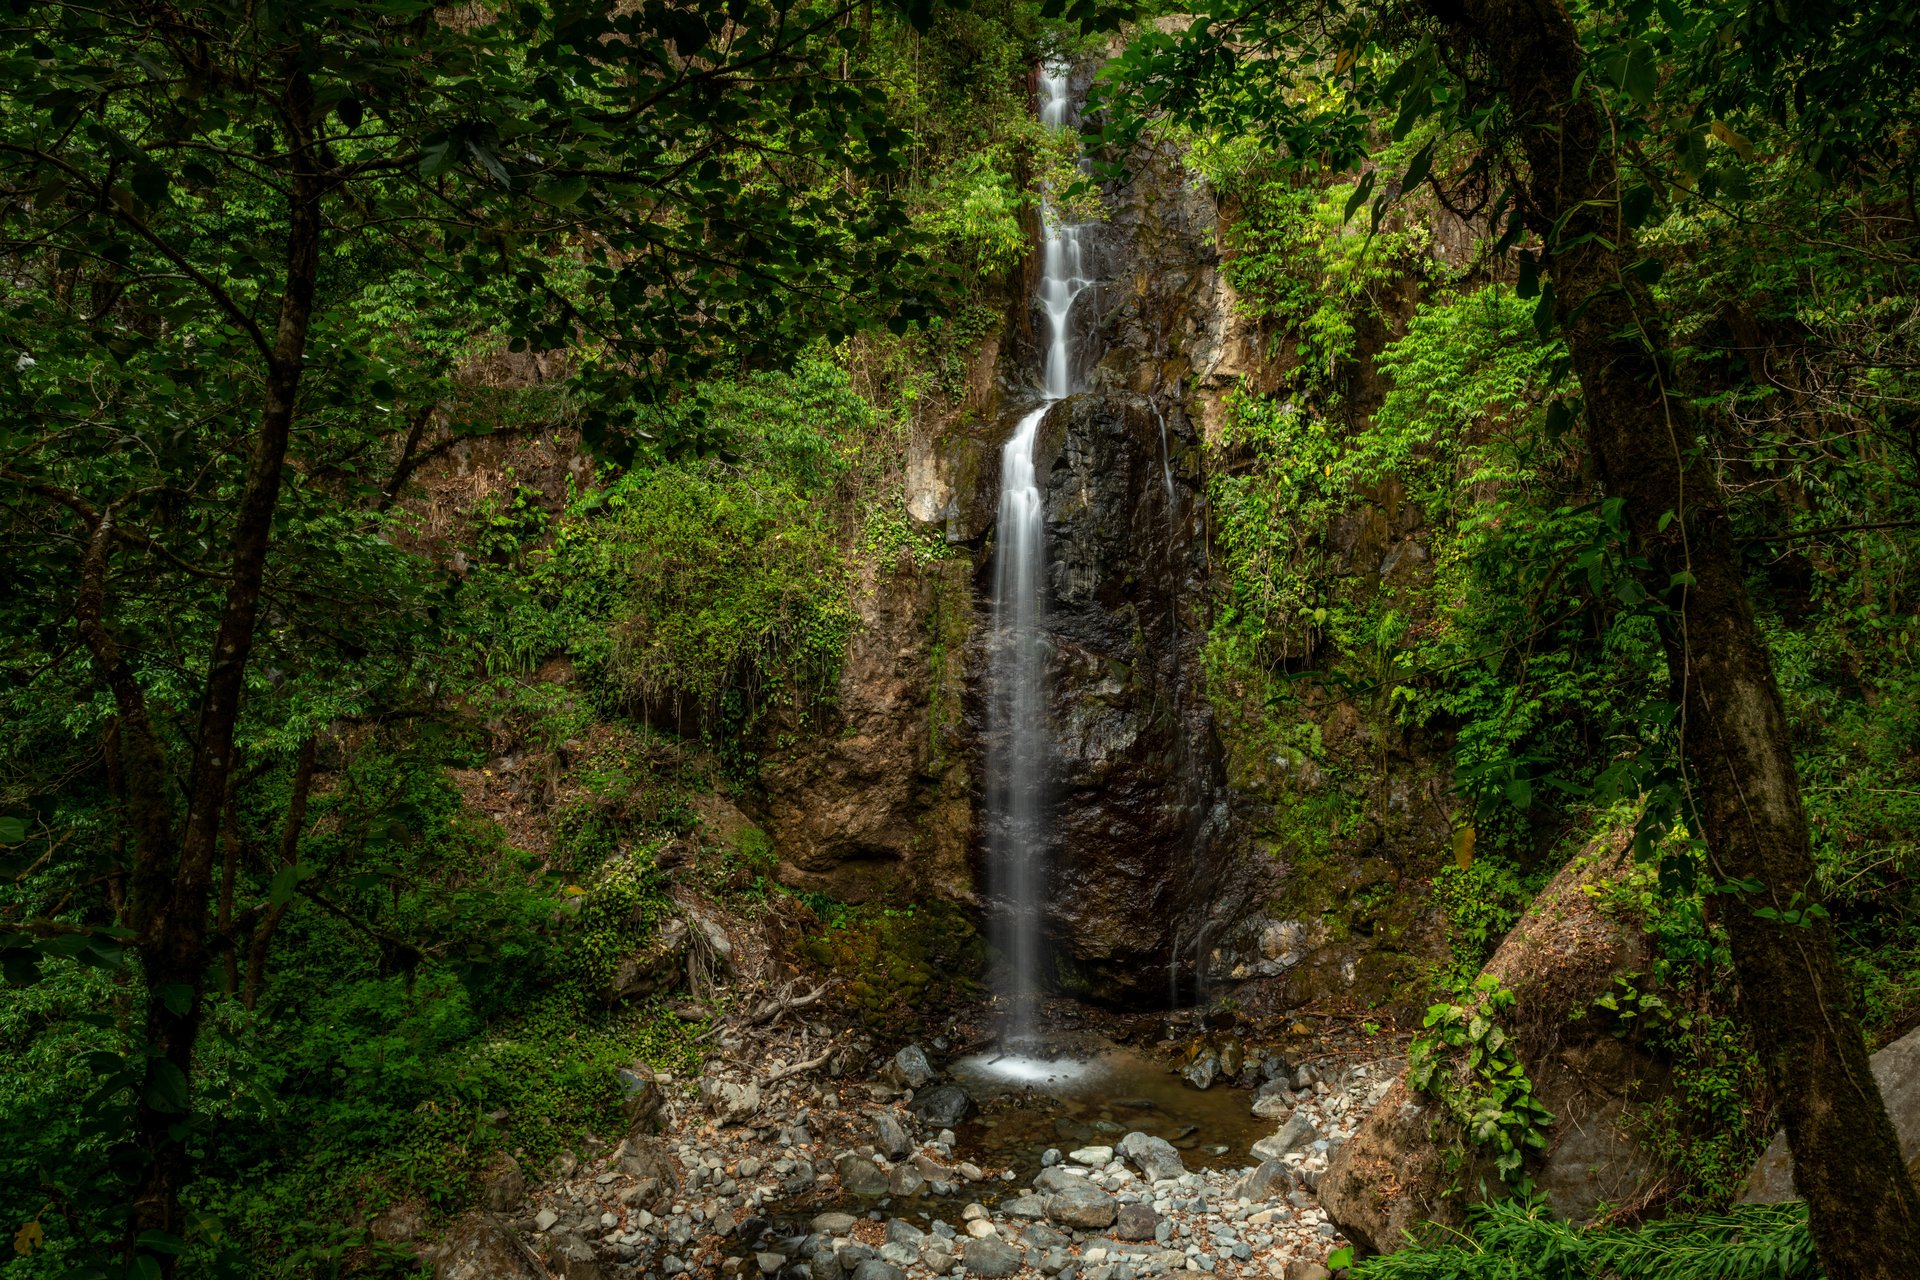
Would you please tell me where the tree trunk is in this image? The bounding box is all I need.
[125,63,322,1270]
[1419,0,1920,1272]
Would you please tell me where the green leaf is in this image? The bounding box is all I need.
[142,1059,190,1114]
[1400,140,1436,192]
[1341,170,1376,225]
[0,816,24,843]
[419,135,457,179]
[537,176,589,207]
[1506,775,1532,809]
[1326,1246,1354,1269]
[1621,39,1659,106]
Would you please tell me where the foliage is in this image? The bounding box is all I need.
[1429,859,1530,980]
[1348,1197,1823,1280]
[1407,974,1555,1194]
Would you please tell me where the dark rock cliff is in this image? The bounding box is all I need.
[765,62,1463,1014]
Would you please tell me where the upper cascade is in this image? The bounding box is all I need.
[984,63,1099,1044]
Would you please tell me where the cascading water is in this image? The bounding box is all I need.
[985,65,1094,1047]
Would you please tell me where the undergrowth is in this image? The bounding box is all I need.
[1349,1198,1822,1280]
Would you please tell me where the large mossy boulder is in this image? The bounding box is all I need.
[1322,834,1673,1254]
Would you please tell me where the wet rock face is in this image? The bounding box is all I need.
[967,387,1229,1004]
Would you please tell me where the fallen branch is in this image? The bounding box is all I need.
[744,978,834,1028]
[763,1046,835,1085]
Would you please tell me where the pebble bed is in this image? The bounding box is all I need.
[509,1052,1397,1280]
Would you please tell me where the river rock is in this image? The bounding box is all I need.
[853,1262,906,1280]
[1321,834,1674,1253]
[835,1152,891,1199]
[1182,1051,1220,1091]
[1069,1144,1114,1167]
[700,1076,761,1126]
[963,1237,1023,1277]
[1743,1020,1920,1201]
[1046,1180,1119,1230]
[813,1212,859,1235]
[886,1044,937,1090]
[911,1084,973,1126]
[870,1109,913,1159]
[1117,1132,1186,1181]
[1252,1115,1318,1162]
[1113,1203,1161,1241]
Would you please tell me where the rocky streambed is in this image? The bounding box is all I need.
[438,1033,1394,1280]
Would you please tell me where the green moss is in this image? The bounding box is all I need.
[798,900,984,1030]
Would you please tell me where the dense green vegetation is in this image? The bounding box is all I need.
[1105,0,1920,1271]
[0,2,1085,1274]
[5,0,1920,1277]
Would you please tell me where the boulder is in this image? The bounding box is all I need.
[1002,1194,1047,1219]
[885,1045,937,1090]
[549,1232,600,1280]
[1251,1080,1292,1119]
[869,1108,913,1159]
[1182,1051,1220,1090]
[911,1084,973,1127]
[1117,1131,1186,1182]
[606,915,690,1002]
[812,1212,859,1235]
[701,1076,762,1126]
[478,1155,525,1213]
[1251,1115,1317,1162]
[1032,1166,1088,1194]
[615,1066,665,1130]
[836,1152,892,1199]
[370,1202,424,1244]
[1321,835,1673,1254]
[1113,1203,1162,1241]
[426,1213,546,1280]
[616,1135,680,1214]
[962,1237,1023,1277]
[1229,1159,1294,1203]
[1046,1180,1119,1230]
[1743,1021,1920,1201]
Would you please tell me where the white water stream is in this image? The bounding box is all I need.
[986,66,1095,1045]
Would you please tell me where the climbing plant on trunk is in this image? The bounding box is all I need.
[1096,0,1920,1273]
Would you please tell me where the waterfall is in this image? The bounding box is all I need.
[986,64,1093,1044]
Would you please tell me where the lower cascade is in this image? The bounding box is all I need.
[984,64,1094,1045]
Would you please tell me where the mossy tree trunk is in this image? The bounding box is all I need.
[1416,0,1920,1273]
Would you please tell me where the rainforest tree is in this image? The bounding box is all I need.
[1099,0,1920,1274]
[0,0,937,1271]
